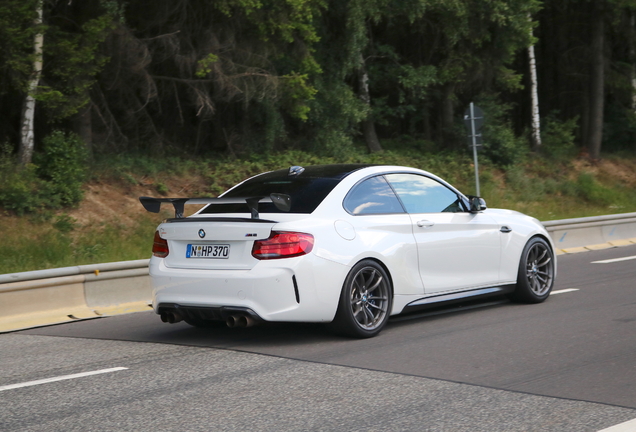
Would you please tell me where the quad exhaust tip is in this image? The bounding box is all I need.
[160,311,183,324]
[226,314,256,328]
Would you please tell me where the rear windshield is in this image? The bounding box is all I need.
[199,167,361,215]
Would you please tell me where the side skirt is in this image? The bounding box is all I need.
[400,284,516,315]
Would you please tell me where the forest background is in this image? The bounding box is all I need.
[1,0,636,272]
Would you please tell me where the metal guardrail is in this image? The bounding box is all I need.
[543,212,636,230]
[0,259,149,285]
[543,212,636,251]
[1,212,636,333]
[0,259,152,333]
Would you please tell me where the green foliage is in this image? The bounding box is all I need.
[0,143,45,214]
[53,214,77,233]
[35,131,88,207]
[0,216,158,274]
[39,13,115,119]
[504,164,563,203]
[602,102,636,152]
[280,72,318,121]
[195,53,219,78]
[216,0,324,43]
[475,94,528,167]
[301,72,367,154]
[540,113,578,159]
[0,0,43,93]
[0,131,87,215]
[3,0,636,163]
[575,173,621,206]
[0,164,47,215]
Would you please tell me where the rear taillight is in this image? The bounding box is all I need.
[152,231,169,258]
[252,231,314,260]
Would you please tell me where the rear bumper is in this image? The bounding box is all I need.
[149,254,348,322]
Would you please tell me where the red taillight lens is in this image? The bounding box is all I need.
[152,231,169,258]
[252,231,314,260]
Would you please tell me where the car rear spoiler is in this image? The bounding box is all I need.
[139,194,291,219]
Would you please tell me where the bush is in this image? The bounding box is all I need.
[576,173,618,205]
[35,131,88,207]
[541,113,578,159]
[474,94,528,167]
[0,163,47,215]
[0,132,88,214]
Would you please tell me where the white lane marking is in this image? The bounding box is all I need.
[597,417,636,432]
[0,367,128,392]
[592,255,636,264]
[550,288,580,295]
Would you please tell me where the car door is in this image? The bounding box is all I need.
[385,173,502,294]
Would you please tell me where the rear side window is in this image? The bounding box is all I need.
[344,176,405,215]
[385,173,464,213]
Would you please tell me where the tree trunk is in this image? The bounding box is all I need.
[630,12,636,112]
[528,15,541,151]
[19,2,43,166]
[358,55,382,153]
[631,11,636,153]
[588,4,604,160]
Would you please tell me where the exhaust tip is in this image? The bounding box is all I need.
[237,315,256,328]
[160,311,183,324]
[226,314,256,328]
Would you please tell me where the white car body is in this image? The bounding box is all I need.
[144,165,556,337]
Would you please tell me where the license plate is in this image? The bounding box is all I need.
[186,244,230,259]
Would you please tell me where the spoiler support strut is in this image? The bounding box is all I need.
[139,194,291,219]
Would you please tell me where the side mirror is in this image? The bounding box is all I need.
[469,196,487,212]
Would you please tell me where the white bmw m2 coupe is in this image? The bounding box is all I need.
[140,164,556,338]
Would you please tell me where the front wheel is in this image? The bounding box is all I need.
[330,260,392,338]
[510,237,555,303]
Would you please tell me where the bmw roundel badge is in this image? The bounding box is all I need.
[198,229,206,239]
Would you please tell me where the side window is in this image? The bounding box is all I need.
[385,173,464,213]
[344,176,405,215]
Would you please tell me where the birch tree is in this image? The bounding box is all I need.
[528,15,541,151]
[18,1,43,166]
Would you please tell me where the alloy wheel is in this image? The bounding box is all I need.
[348,266,390,331]
[524,242,554,296]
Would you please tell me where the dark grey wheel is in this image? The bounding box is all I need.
[331,260,392,338]
[510,237,555,303]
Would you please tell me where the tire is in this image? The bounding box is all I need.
[510,237,555,303]
[330,260,392,338]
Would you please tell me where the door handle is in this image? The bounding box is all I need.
[417,220,435,228]
[500,226,512,233]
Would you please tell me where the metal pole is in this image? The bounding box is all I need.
[470,102,480,196]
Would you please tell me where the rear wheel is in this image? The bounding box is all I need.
[510,237,555,303]
[331,260,392,338]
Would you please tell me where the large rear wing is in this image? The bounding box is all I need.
[139,194,291,219]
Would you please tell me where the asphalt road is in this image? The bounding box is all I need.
[2,244,636,431]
